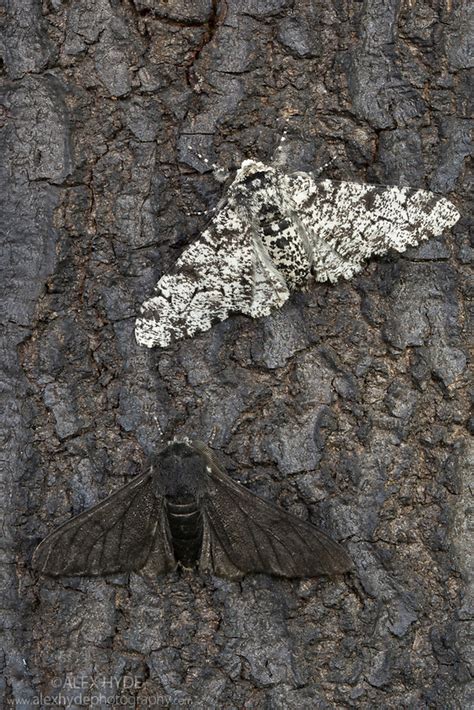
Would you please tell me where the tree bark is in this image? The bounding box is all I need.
[1,0,472,707]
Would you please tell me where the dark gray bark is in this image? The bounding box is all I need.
[1,0,472,707]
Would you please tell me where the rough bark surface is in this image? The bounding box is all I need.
[1,0,472,708]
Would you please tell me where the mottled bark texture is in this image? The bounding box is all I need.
[1,0,472,708]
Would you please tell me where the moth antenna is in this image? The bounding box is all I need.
[185,143,230,183]
[185,143,216,171]
[184,206,216,217]
[152,415,163,435]
[208,427,219,448]
[273,123,293,166]
[187,144,212,167]
[314,155,337,178]
[275,127,289,157]
[184,206,217,217]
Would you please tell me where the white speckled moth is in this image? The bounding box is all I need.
[135,159,460,348]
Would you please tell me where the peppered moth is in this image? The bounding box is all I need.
[32,440,352,580]
[135,159,460,347]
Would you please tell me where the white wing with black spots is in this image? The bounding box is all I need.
[135,158,460,347]
[284,172,460,283]
[135,202,286,348]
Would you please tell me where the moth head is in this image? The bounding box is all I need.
[234,159,274,183]
[230,159,281,208]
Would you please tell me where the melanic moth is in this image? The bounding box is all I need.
[135,157,460,347]
[32,440,351,580]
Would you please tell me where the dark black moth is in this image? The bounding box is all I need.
[32,440,351,580]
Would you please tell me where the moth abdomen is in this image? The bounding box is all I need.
[260,220,312,289]
[166,497,203,568]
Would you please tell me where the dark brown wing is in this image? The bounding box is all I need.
[195,444,352,580]
[32,469,176,577]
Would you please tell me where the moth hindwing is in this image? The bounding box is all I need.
[135,158,460,347]
[32,440,352,580]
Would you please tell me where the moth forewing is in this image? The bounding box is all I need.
[31,468,166,577]
[197,444,352,578]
